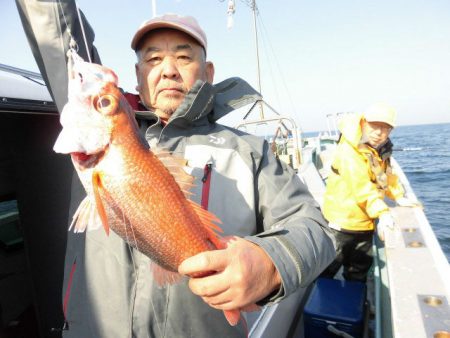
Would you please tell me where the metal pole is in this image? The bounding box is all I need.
[251,0,264,119]
[151,0,157,17]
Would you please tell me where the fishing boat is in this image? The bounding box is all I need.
[1,1,450,338]
[3,61,450,338]
[0,63,70,337]
[236,104,450,338]
[224,1,450,337]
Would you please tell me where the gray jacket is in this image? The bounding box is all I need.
[16,1,335,337]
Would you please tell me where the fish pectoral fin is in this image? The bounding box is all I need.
[92,171,110,236]
[69,196,104,233]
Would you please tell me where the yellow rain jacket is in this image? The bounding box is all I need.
[323,114,404,232]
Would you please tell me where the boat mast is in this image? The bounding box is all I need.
[251,0,264,119]
[151,0,157,17]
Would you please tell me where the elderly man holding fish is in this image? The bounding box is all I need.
[16,1,336,337]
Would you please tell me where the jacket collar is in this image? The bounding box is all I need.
[135,77,262,130]
[338,113,364,147]
[338,114,393,160]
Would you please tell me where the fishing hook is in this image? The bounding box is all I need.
[56,0,92,63]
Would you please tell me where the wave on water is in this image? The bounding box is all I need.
[395,147,423,151]
[391,123,450,262]
[404,168,450,177]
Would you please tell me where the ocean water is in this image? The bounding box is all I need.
[390,123,450,262]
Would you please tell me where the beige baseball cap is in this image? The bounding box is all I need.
[364,103,397,127]
[131,14,207,53]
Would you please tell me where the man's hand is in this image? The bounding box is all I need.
[396,196,421,208]
[377,212,395,241]
[178,236,281,311]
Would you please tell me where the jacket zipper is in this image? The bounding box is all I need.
[201,163,212,210]
[63,260,77,319]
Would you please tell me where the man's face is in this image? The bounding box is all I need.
[363,121,393,148]
[135,29,214,119]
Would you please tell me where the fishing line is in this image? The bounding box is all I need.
[120,212,146,332]
[75,3,92,63]
[56,0,77,53]
[121,211,164,337]
[56,0,92,63]
[121,211,140,261]
[120,215,139,283]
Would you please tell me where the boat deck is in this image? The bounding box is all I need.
[248,152,450,338]
[376,160,450,338]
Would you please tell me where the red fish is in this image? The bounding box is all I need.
[53,51,241,326]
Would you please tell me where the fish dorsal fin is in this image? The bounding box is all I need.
[152,146,224,248]
[189,201,223,232]
[188,200,225,250]
[152,147,195,196]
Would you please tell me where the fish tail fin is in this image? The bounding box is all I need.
[150,262,183,286]
[224,310,249,337]
[224,309,241,326]
[224,309,249,338]
[69,196,104,233]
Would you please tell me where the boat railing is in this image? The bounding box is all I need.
[325,111,355,138]
[0,63,57,114]
[235,100,303,170]
[372,157,450,338]
[0,63,44,81]
[235,115,303,170]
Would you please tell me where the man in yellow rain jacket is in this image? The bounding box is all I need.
[321,103,418,282]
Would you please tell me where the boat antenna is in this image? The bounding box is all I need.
[251,0,264,119]
[221,0,264,118]
[151,0,157,17]
[227,0,236,29]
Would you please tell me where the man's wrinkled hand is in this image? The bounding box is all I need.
[377,212,395,241]
[178,236,281,312]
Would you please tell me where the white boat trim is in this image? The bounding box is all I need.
[378,158,450,337]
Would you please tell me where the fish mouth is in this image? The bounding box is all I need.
[70,150,105,169]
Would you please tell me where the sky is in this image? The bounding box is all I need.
[2,0,450,132]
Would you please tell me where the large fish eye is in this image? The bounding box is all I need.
[99,97,111,108]
[94,94,118,115]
